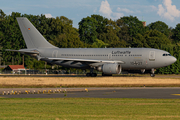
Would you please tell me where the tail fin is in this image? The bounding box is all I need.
[16,17,57,49]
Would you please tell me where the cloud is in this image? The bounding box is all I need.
[117,7,134,14]
[99,0,123,19]
[99,0,112,18]
[45,13,53,18]
[158,4,165,16]
[150,5,158,12]
[93,8,97,13]
[113,13,124,19]
[157,0,180,21]
[5,11,12,16]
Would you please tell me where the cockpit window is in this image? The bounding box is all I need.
[163,53,172,56]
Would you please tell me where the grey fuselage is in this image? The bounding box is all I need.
[37,47,176,70]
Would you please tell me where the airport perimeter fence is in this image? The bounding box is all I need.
[0,69,101,75]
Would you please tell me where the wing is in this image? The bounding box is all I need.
[46,57,125,64]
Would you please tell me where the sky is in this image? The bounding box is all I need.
[1,0,180,28]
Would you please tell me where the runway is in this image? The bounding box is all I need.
[1,74,180,78]
[0,87,180,99]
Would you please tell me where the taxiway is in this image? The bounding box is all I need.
[0,87,180,99]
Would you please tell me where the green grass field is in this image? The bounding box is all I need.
[0,98,180,120]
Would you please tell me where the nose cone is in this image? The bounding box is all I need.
[173,57,177,63]
[170,56,177,64]
[162,56,177,67]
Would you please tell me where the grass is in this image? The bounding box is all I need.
[0,98,180,120]
[1,76,180,87]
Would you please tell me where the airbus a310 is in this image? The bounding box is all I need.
[7,17,177,77]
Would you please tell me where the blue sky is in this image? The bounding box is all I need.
[1,0,180,28]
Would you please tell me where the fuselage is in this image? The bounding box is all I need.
[37,48,177,71]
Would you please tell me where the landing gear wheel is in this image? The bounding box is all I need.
[86,73,91,77]
[150,73,155,77]
[150,68,155,77]
[91,73,97,77]
[86,73,97,77]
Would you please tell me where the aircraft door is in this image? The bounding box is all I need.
[149,51,155,61]
[108,53,112,60]
[52,50,58,58]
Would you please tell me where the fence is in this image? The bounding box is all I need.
[0,69,99,75]
[0,69,143,75]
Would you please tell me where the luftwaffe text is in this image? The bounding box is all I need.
[112,51,131,54]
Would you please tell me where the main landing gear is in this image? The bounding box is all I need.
[150,68,155,77]
[86,73,97,77]
[86,68,97,77]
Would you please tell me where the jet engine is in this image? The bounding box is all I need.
[97,63,121,74]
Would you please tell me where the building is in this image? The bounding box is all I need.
[4,65,26,74]
[142,21,146,27]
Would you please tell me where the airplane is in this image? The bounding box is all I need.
[7,17,177,77]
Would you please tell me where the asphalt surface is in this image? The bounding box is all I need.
[0,74,142,78]
[1,74,180,78]
[0,87,180,99]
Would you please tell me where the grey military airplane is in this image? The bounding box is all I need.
[7,17,177,77]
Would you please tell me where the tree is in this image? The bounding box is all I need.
[78,15,127,48]
[91,14,108,37]
[0,10,5,66]
[131,33,149,48]
[116,16,148,47]
[0,9,6,20]
[172,24,180,43]
[119,16,146,43]
[0,12,24,65]
[92,39,108,48]
[144,30,171,48]
[50,16,84,48]
[102,19,124,48]
[147,21,171,38]
[79,16,98,45]
[0,16,4,66]
[116,19,131,45]
[0,43,2,65]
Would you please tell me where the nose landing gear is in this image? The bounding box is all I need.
[150,68,155,77]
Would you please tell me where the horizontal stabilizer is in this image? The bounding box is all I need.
[6,49,39,54]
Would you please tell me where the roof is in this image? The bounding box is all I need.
[8,65,25,70]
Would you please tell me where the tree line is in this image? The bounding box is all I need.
[0,9,180,74]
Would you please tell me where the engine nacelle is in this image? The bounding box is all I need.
[97,63,122,74]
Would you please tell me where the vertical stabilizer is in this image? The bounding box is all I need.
[16,17,57,49]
